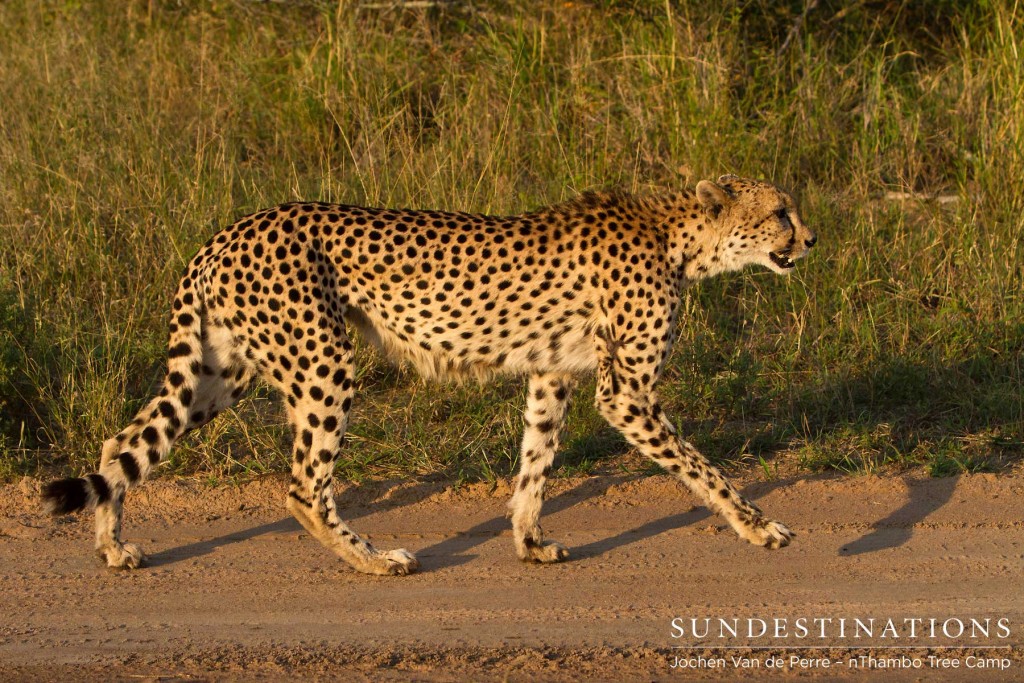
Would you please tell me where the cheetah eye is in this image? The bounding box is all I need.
[775,208,788,220]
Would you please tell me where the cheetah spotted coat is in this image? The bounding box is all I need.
[43,175,816,575]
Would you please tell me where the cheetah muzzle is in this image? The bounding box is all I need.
[769,250,796,270]
[42,174,816,575]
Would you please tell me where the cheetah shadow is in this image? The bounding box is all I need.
[147,475,794,570]
[149,476,626,570]
[415,475,797,570]
[838,475,958,556]
[146,478,450,567]
[146,469,948,570]
[146,457,966,570]
[146,516,301,567]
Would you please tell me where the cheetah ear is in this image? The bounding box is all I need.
[696,180,732,219]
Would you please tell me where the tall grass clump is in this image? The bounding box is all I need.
[1,0,1022,480]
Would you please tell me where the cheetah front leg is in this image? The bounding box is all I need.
[508,373,573,563]
[593,336,794,549]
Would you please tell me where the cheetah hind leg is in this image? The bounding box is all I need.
[40,320,255,570]
[285,493,420,576]
[275,330,419,576]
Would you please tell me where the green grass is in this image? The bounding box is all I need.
[1,0,1023,482]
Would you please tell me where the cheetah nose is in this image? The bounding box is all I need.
[804,235,817,248]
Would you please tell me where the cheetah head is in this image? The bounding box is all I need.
[696,175,816,275]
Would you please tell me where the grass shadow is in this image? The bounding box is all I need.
[786,350,1024,474]
[689,297,1022,466]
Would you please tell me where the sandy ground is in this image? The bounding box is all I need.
[1,471,1023,681]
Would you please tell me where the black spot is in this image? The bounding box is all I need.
[167,342,192,359]
[118,452,141,483]
[141,426,159,445]
[288,490,312,508]
[86,473,111,504]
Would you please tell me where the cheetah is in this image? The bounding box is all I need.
[41,174,816,576]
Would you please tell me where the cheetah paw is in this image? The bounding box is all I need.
[373,548,420,576]
[744,520,795,549]
[97,542,146,569]
[519,539,570,563]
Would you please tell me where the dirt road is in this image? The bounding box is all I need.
[1,471,1023,681]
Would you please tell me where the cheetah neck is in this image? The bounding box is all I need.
[641,191,730,282]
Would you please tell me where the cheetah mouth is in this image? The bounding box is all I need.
[769,251,796,270]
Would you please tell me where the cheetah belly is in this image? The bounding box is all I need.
[343,303,598,381]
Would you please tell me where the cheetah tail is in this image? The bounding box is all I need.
[41,474,111,516]
[41,275,206,516]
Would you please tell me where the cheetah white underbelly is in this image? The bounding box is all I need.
[343,304,598,380]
